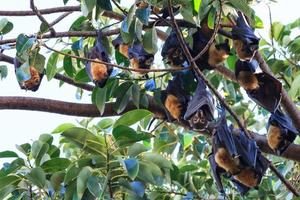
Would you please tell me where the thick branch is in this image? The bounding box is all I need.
[0,96,300,162]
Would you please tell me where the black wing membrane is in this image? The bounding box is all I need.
[210,109,269,195]
[184,75,214,130]
[85,31,112,88]
[267,109,299,154]
[235,59,282,113]
[232,11,260,61]
[161,30,188,68]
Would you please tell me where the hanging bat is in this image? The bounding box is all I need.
[192,28,231,70]
[128,42,154,77]
[161,74,190,121]
[231,11,260,61]
[183,75,214,131]
[86,31,112,88]
[210,109,269,194]
[267,109,299,155]
[161,30,188,68]
[14,58,44,92]
[235,59,282,113]
[112,35,129,58]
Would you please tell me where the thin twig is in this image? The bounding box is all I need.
[30,0,56,36]
[111,0,127,15]
[41,43,188,73]
[49,12,73,27]
[192,4,222,62]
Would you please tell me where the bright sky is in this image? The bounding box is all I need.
[0,0,299,157]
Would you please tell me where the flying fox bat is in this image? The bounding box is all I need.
[112,35,129,58]
[161,74,190,121]
[161,30,188,68]
[14,58,44,92]
[231,11,260,61]
[183,75,214,131]
[192,28,231,70]
[267,109,299,154]
[235,59,282,113]
[85,31,112,88]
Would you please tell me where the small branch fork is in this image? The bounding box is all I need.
[30,0,56,36]
[166,0,300,196]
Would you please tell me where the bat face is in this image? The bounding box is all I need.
[215,147,241,175]
[164,94,182,120]
[90,59,108,82]
[233,40,258,61]
[128,43,154,74]
[237,71,259,90]
[233,168,258,188]
[208,42,231,67]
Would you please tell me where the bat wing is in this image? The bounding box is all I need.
[214,107,239,157]
[231,11,260,44]
[269,109,298,134]
[233,129,258,169]
[184,77,214,121]
[161,30,180,58]
[112,35,123,48]
[247,73,282,113]
[208,153,226,195]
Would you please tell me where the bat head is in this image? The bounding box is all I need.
[184,78,214,130]
[128,43,154,71]
[235,59,259,79]
[267,109,298,154]
[86,31,112,88]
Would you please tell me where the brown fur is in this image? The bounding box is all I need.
[234,168,258,187]
[91,59,108,81]
[165,94,182,120]
[267,125,282,150]
[137,1,148,8]
[208,44,230,67]
[233,40,253,61]
[119,44,129,58]
[215,147,240,175]
[237,71,259,90]
[24,66,40,89]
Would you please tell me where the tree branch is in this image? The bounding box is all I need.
[0,96,300,163]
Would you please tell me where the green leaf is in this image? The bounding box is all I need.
[95,87,107,115]
[121,158,139,180]
[207,8,215,29]
[115,109,153,128]
[0,151,18,158]
[121,5,136,33]
[0,65,8,80]
[16,34,34,53]
[272,22,284,42]
[143,152,173,169]
[41,158,71,173]
[15,61,30,82]
[63,53,75,77]
[52,123,76,134]
[50,172,65,192]
[75,68,90,83]
[0,175,20,190]
[26,167,46,188]
[46,52,59,81]
[15,143,31,155]
[114,82,133,114]
[288,75,300,99]
[137,161,163,186]
[31,140,49,166]
[128,143,150,157]
[29,51,46,74]
[77,166,92,199]
[179,164,199,173]
[62,127,105,154]
[193,0,202,12]
[97,118,114,129]
[64,166,81,185]
[81,0,96,16]
[0,18,13,34]
[131,84,141,108]
[39,134,53,144]
[113,125,153,147]
[142,26,158,54]
[228,0,255,22]
[254,15,264,29]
